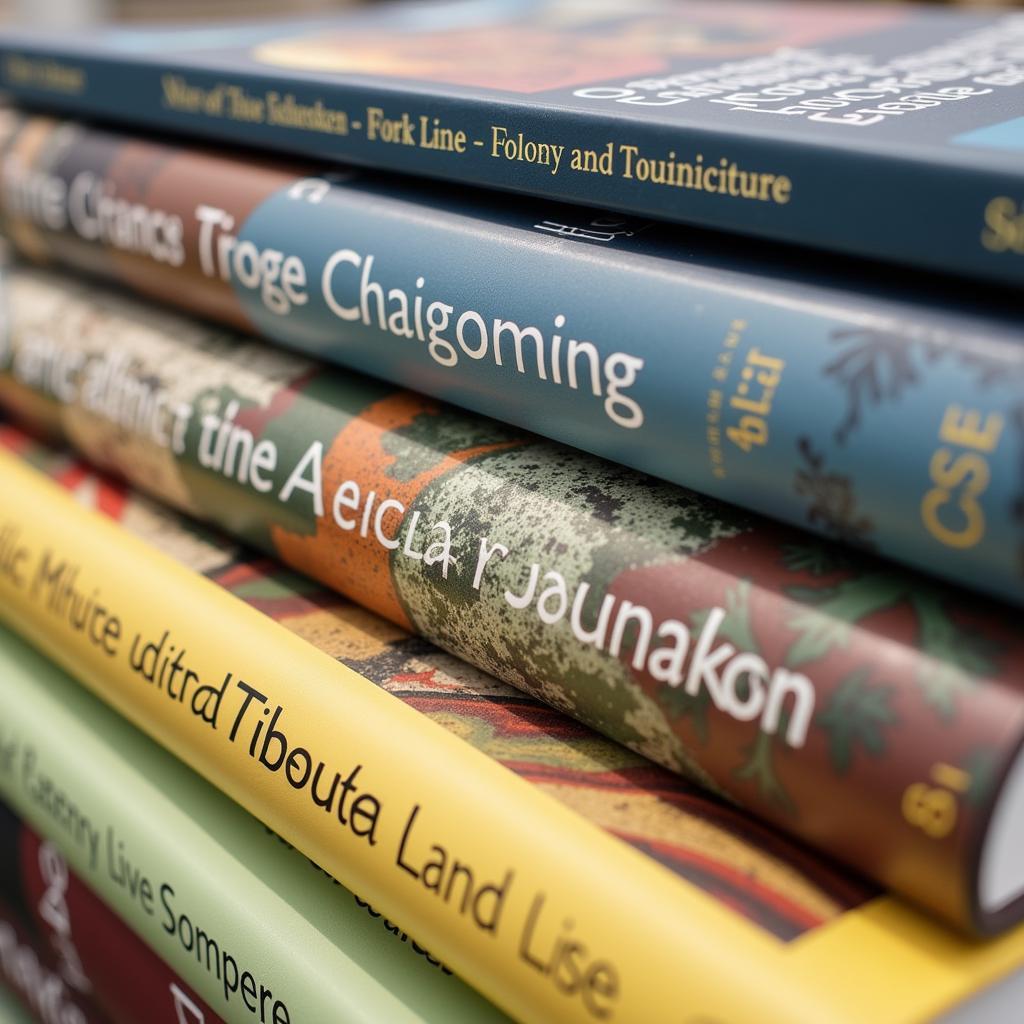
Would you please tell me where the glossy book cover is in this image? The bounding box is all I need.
[1,121,1022,605]
[10,430,1024,1024]
[0,1,1022,285]
[0,633,510,1024]
[6,269,1024,940]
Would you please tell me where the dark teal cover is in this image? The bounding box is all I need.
[0,1,1023,285]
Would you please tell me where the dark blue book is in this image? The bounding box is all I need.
[0,1,1022,286]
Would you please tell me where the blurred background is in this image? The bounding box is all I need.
[0,0,363,26]
[0,0,1019,28]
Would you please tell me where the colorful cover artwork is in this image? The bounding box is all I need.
[0,801,219,1024]
[4,492,1024,1024]
[0,2,1022,284]
[1,423,873,945]
[0,625,516,1024]
[1,121,1022,606]
[248,3,902,92]
[5,272,1024,936]
[0,893,110,1024]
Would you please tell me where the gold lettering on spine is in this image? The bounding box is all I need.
[921,404,1004,549]
[4,55,85,93]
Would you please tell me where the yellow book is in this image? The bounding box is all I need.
[2,448,1024,1024]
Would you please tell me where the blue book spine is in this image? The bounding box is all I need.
[1,115,1022,605]
[0,2,1023,286]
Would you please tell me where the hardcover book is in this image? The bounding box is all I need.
[4,429,1024,1024]
[0,2,1022,285]
[0,802,222,1024]
[1,124,1022,604]
[0,883,109,1024]
[5,268,1024,937]
[0,631,508,1024]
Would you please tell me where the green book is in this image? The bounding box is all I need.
[0,624,508,1024]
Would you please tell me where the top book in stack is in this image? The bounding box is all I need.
[0,0,1021,287]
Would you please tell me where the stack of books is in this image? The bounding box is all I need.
[0,2,1022,1021]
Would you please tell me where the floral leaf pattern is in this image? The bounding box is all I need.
[816,670,898,775]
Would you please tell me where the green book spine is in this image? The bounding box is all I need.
[0,625,508,1024]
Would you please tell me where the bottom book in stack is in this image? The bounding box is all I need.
[0,618,506,1024]
[1,425,1024,1023]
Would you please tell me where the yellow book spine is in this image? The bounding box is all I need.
[0,450,824,1023]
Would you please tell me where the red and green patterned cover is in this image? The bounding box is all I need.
[2,422,873,946]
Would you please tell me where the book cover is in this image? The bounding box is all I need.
[1,122,1021,604]
[0,802,222,1024]
[0,841,113,1024]
[0,636,510,1024]
[0,2,1021,286]
[6,425,874,936]
[0,891,110,1024]
[4,430,1024,1024]
[4,268,1024,935]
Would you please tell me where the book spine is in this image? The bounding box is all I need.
[0,631,507,1024]
[0,803,223,1024]
[0,450,843,1024]
[14,435,1024,1024]
[4,268,1024,935]
[5,423,879,944]
[1,119,1022,605]
[0,47,1019,290]
[0,892,110,1024]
